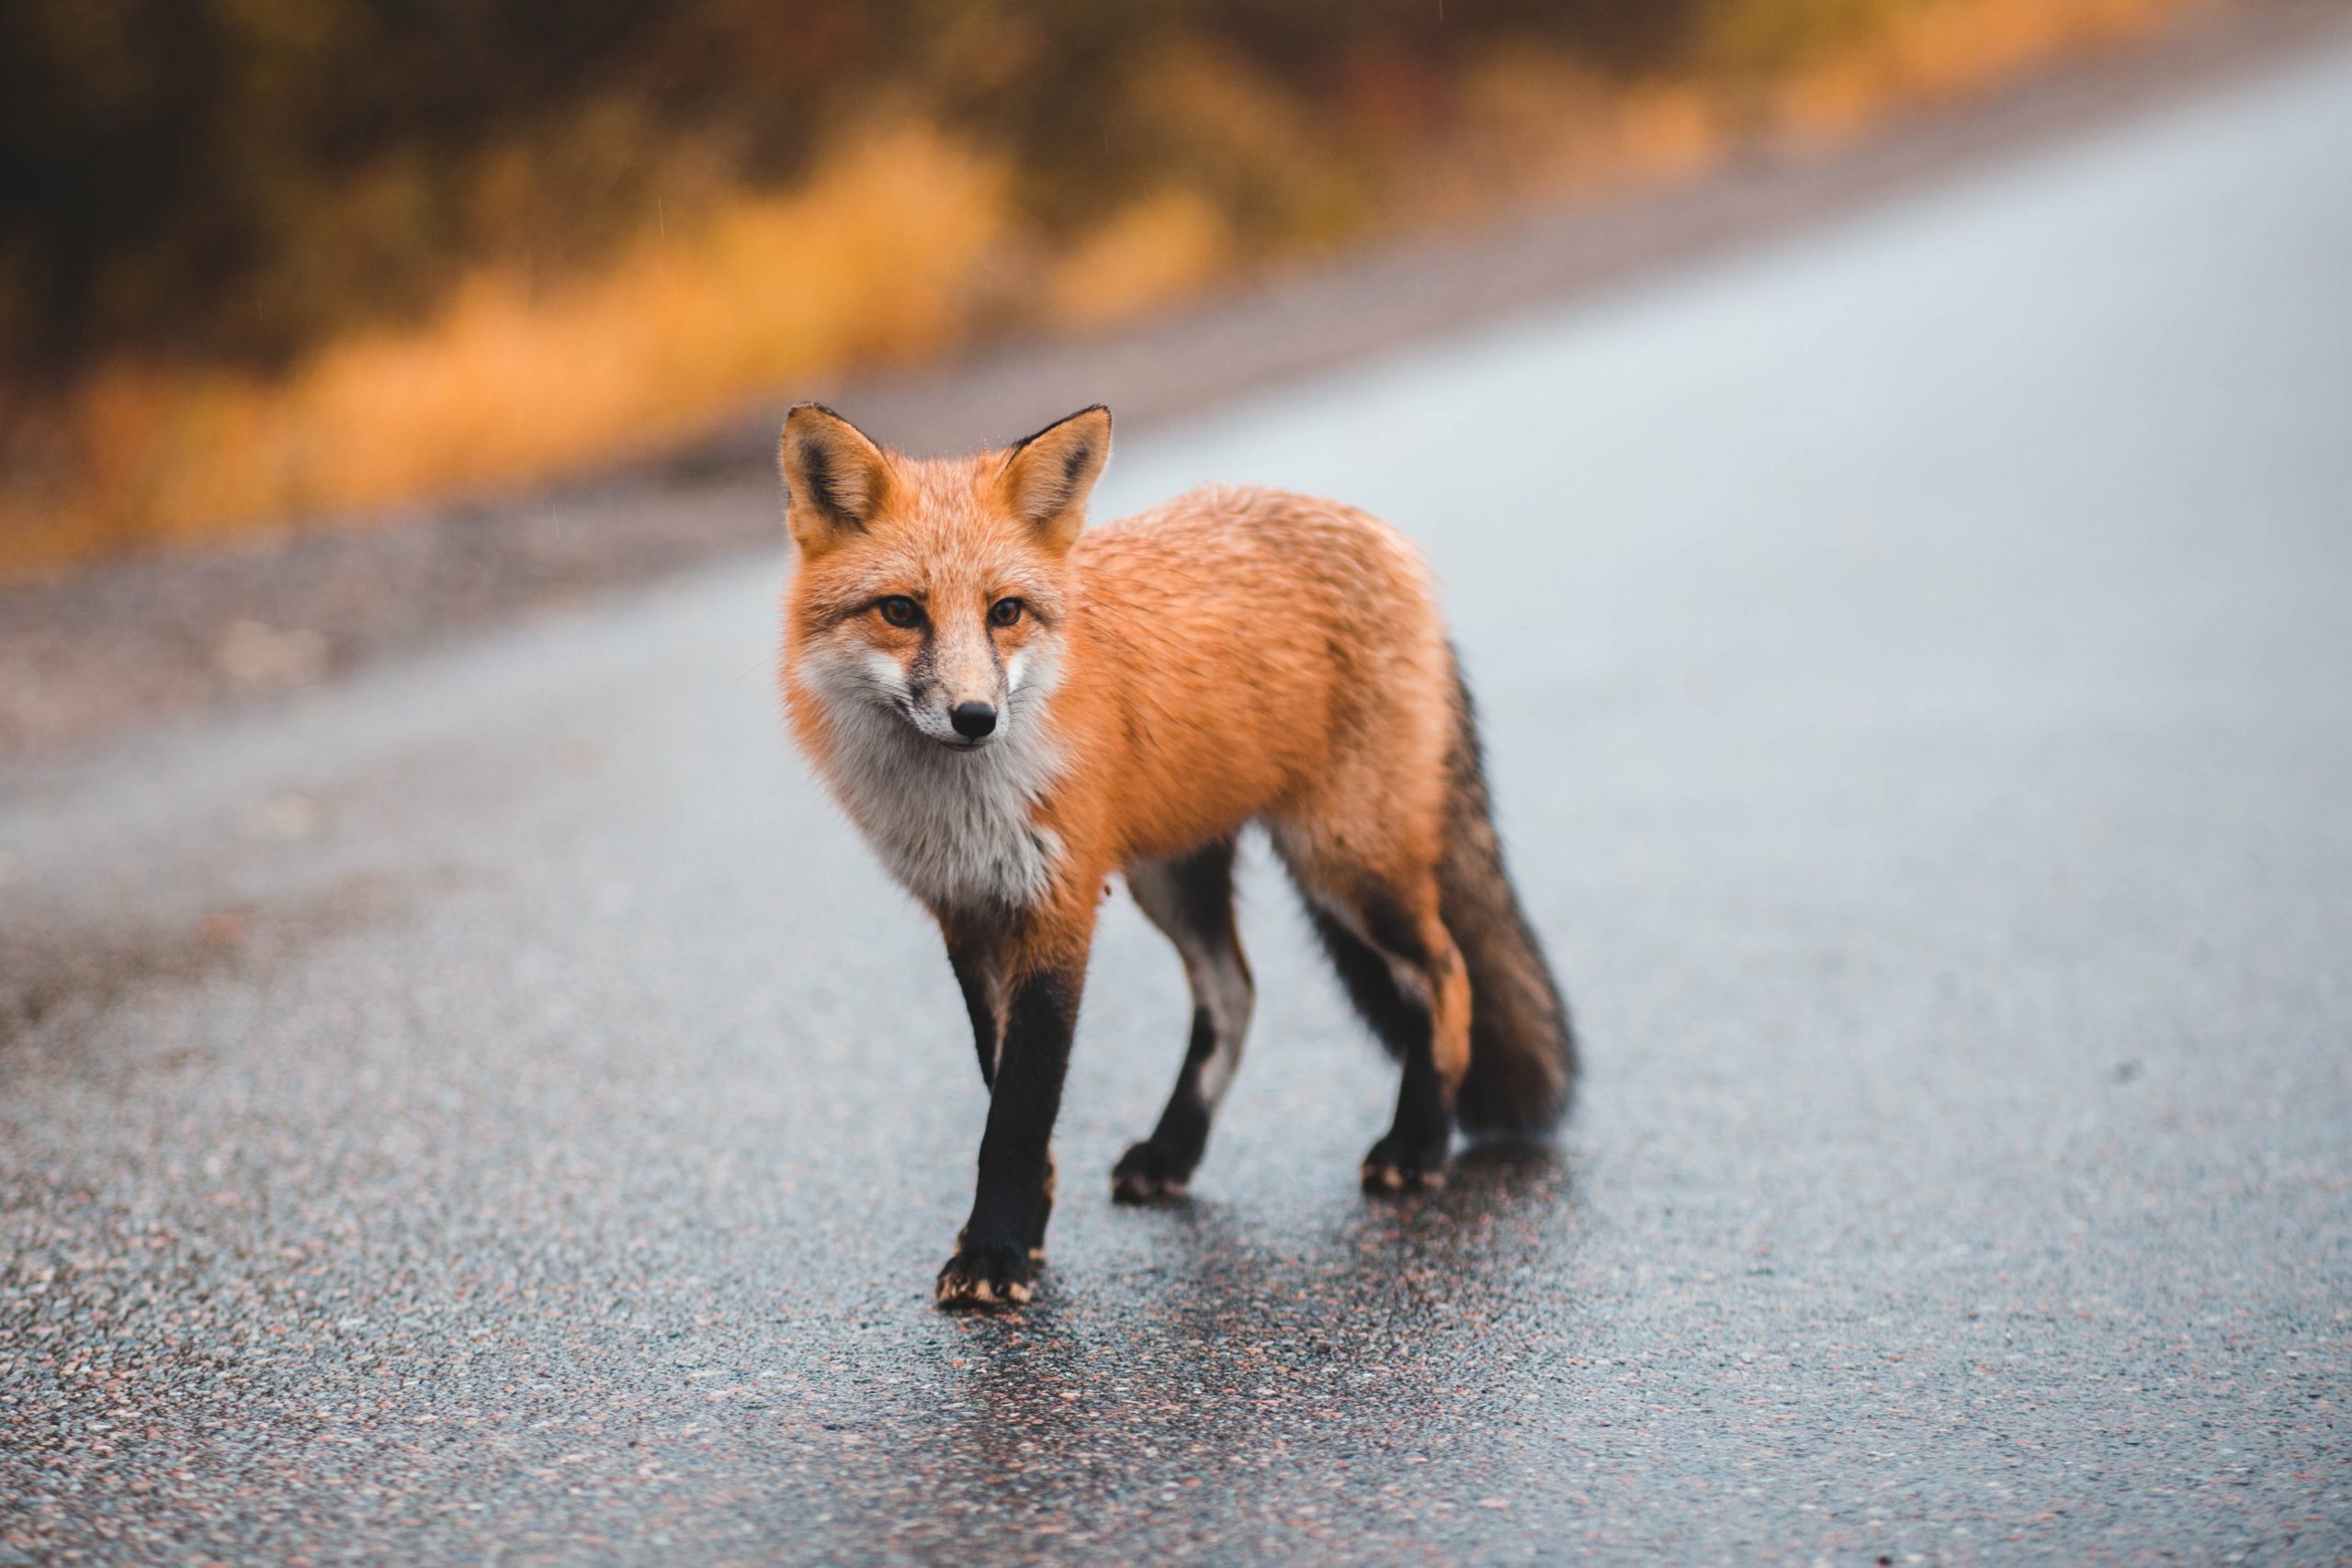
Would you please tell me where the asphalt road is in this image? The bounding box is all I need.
[6,38,2350,1568]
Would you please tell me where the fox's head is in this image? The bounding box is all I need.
[779,402,1111,753]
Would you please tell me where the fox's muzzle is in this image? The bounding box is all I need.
[913,621,1006,748]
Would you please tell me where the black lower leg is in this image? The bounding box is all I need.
[1148,1006,1219,1159]
[937,958,1081,1307]
[1114,837,1247,1202]
[1113,1007,1217,1201]
[1307,906,1453,1190]
[1363,1027,1453,1191]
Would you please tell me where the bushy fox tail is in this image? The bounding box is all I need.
[1440,657,1577,1135]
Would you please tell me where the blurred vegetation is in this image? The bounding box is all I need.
[0,0,2198,571]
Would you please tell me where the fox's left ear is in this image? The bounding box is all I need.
[998,404,1112,550]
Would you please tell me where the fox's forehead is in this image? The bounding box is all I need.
[887,455,1007,546]
[807,456,1067,602]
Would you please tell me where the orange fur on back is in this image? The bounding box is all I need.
[1040,484,1454,885]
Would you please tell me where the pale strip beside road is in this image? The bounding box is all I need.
[4,39,2350,1567]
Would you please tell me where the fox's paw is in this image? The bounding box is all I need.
[1111,1139,1195,1204]
[1360,1134,1449,1195]
[935,1244,1035,1310]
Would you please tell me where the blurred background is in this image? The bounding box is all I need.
[1,0,2214,576]
[6,6,2351,1559]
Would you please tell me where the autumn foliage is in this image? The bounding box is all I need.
[0,0,2206,572]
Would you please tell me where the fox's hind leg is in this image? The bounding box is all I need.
[1113,835,1253,1202]
[1276,830,1470,1193]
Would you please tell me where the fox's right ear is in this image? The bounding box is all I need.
[780,403,895,553]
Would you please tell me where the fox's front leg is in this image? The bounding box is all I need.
[936,931,1090,1309]
[943,931,1053,1268]
[943,930,1006,1089]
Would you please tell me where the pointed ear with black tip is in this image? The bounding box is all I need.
[780,402,896,554]
[997,404,1112,551]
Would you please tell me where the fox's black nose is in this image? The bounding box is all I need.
[950,702,997,739]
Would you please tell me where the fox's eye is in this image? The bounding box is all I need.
[877,596,921,628]
[989,597,1023,627]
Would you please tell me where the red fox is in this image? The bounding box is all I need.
[778,402,1574,1307]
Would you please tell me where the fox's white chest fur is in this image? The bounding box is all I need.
[803,657,1067,911]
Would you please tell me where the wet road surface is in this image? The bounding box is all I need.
[5,39,2351,1567]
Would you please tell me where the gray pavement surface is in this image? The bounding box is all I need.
[6,35,2352,1567]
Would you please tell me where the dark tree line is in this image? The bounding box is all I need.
[0,0,1702,378]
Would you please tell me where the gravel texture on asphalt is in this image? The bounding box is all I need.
[4,32,2350,1567]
